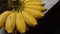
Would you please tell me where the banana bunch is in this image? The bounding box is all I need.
[0,0,46,34]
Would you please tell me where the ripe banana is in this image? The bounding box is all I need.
[24,0,41,3]
[25,2,45,5]
[25,5,46,11]
[5,12,16,33]
[22,11,38,26]
[16,12,26,33]
[24,8,44,18]
[0,0,46,34]
[0,11,12,28]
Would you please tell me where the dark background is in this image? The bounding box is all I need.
[26,1,60,34]
[25,1,60,34]
[0,0,60,34]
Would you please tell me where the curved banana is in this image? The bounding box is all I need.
[24,8,44,18]
[25,5,46,11]
[22,11,38,26]
[16,12,26,33]
[5,12,16,33]
[0,11,12,28]
[24,0,40,3]
[25,2,44,5]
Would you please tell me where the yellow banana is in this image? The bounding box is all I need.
[25,5,46,11]
[16,12,26,33]
[24,0,40,3]
[22,11,38,26]
[5,12,16,33]
[25,2,44,5]
[0,11,12,28]
[24,8,44,18]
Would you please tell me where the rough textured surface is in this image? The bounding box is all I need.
[41,0,59,14]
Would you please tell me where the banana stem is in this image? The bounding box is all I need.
[8,0,23,12]
[18,0,22,12]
